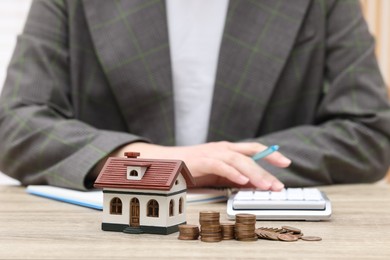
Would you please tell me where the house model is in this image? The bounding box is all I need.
[94,152,195,235]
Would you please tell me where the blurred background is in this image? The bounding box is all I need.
[0,0,389,185]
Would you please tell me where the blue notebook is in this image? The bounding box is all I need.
[26,185,230,210]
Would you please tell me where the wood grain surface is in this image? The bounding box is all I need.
[1,184,390,259]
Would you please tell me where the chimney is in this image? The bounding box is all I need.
[124,152,140,158]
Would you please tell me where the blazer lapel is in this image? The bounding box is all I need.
[82,0,175,145]
[208,0,311,141]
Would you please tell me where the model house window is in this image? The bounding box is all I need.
[126,165,149,180]
[169,200,174,216]
[175,180,179,185]
[179,197,183,214]
[147,199,159,217]
[130,170,138,177]
[110,197,122,215]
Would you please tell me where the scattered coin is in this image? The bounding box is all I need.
[282,225,301,234]
[277,233,299,242]
[258,227,285,233]
[295,233,304,239]
[301,236,322,241]
[255,229,279,241]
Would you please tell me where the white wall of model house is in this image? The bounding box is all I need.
[102,174,187,227]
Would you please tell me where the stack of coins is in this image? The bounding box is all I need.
[199,211,220,226]
[200,225,222,242]
[234,214,257,241]
[178,217,323,243]
[199,211,222,242]
[220,222,235,240]
[178,224,200,240]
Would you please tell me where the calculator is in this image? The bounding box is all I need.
[227,188,332,221]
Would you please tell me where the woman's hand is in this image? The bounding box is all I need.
[113,141,291,191]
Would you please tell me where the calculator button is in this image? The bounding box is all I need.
[303,188,323,201]
[253,191,270,200]
[234,191,254,200]
[269,191,287,200]
[287,188,304,200]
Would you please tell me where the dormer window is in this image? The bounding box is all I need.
[126,166,143,180]
[124,163,151,180]
[123,152,151,181]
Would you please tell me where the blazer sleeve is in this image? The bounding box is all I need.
[256,0,390,186]
[0,0,147,190]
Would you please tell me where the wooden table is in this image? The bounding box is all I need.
[1,184,390,259]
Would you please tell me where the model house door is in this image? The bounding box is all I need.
[130,198,140,227]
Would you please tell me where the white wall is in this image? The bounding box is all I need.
[102,175,188,228]
[0,0,31,185]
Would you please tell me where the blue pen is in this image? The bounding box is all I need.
[252,145,279,161]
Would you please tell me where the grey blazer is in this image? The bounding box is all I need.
[1,0,389,190]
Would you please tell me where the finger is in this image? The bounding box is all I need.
[220,151,284,190]
[260,172,285,191]
[225,142,267,156]
[270,180,285,191]
[227,142,292,168]
[255,169,284,191]
[198,158,250,185]
[261,151,291,168]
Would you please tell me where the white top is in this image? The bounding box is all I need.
[166,0,229,146]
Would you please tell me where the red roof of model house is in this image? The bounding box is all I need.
[94,153,195,191]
